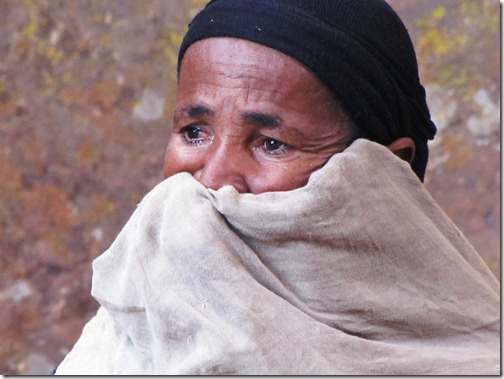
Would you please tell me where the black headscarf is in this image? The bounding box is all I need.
[177,0,437,181]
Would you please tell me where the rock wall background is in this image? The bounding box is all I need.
[0,0,499,375]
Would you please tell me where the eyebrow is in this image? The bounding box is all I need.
[178,104,214,118]
[176,105,283,128]
[241,111,283,128]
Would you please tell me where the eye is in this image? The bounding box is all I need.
[180,126,212,146]
[262,138,291,155]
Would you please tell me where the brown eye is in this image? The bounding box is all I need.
[263,138,290,155]
[181,126,212,146]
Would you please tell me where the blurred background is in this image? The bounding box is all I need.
[0,0,499,374]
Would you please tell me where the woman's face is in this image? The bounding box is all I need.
[163,38,350,194]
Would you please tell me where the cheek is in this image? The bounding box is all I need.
[252,151,334,193]
[248,161,313,193]
[163,141,201,179]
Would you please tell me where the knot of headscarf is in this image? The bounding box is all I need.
[177,0,437,181]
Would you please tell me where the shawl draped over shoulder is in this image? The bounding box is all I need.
[55,139,500,375]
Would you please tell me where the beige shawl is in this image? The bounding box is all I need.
[55,140,500,375]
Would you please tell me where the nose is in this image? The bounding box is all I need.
[194,145,251,193]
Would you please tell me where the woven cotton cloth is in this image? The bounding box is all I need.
[55,140,499,375]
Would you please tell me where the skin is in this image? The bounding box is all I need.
[163,37,415,194]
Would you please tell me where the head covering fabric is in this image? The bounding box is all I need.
[177,0,437,181]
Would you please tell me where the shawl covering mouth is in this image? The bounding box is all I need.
[55,140,499,375]
[178,0,437,181]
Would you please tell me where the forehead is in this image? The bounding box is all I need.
[177,37,329,100]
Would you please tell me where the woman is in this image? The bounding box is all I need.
[55,0,499,374]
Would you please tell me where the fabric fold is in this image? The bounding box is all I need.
[55,139,499,375]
